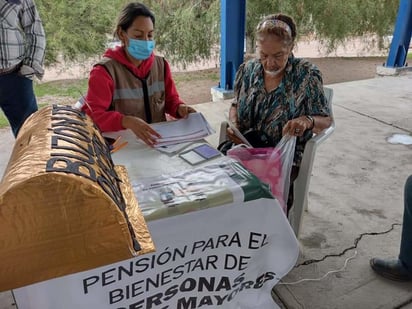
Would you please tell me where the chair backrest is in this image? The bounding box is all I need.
[288,87,335,237]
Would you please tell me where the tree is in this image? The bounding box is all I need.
[245,0,398,53]
[36,0,127,65]
[35,0,399,66]
[147,0,220,68]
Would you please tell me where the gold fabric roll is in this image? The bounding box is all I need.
[0,105,154,291]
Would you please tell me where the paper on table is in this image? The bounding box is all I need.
[151,112,215,147]
[156,141,193,154]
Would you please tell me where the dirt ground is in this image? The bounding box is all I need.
[174,56,387,105]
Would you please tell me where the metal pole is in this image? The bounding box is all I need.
[219,0,246,90]
[386,0,412,68]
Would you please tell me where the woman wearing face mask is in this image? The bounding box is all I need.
[83,2,196,146]
[226,13,332,215]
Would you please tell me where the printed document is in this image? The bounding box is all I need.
[150,112,215,147]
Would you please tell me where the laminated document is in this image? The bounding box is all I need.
[132,159,274,221]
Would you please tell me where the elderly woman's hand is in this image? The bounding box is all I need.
[282,116,313,137]
[177,104,197,118]
[226,126,244,145]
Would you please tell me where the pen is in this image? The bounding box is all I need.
[112,136,122,148]
[111,141,128,153]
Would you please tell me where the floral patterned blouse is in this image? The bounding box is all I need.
[234,55,331,166]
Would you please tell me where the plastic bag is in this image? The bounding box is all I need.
[227,136,296,213]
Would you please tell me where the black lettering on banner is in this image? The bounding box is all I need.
[179,278,196,292]
[124,299,169,309]
[51,116,88,129]
[253,271,276,289]
[232,272,245,288]
[197,277,215,292]
[215,276,231,291]
[134,257,151,273]
[163,284,179,301]
[146,274,160,292]
[248,232,269,249]
[45,105,141,252]
[51,135,95,164]
[109,281,145,305]
[117,262,134,279]
[46,157,97,181]
[91,134,115,172]
[109,288,124,304]
[51,104,87,119]
[198,296,213,306]
[52,121,91,143]
[94,265,278,307]
[214,294,228,305]
[177,297,196,309]
[172,265,185,280]
[97,175,125,210]
[191,232,241,254]
[224,254,251,271]
[83,276,99,294]
[102,268,117,286]
[146,293,163,309]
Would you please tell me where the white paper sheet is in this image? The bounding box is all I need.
[225,115,252,147]
[151,112,215,147]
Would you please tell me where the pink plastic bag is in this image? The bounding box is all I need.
[227,136,296,213]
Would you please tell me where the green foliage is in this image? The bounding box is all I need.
[0,103,48,129]
[0,113,9,128]
[303,0,398,51]
[34,79,88,99]
[0,80,88,129]
[149,0,220,68]
[245,0,398,53]
[36,0,128,65]
[173,69,219,85]
[35,0,399,66]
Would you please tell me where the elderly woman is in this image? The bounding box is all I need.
[227,13,333,214]
[83,2,195,147]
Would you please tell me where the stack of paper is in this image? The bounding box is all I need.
[151,112,214,148]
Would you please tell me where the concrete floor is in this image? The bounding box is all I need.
[1,72,412,308]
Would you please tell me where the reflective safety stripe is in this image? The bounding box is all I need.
[113,81,165,100]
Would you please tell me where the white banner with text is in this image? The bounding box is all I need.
[14,198,299,309]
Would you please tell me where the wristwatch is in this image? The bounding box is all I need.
[306,115,315,130]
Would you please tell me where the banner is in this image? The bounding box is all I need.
[14,198,299,309]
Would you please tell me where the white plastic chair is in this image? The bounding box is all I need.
[289,87,335,237]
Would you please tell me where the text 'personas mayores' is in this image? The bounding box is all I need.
[112,272,277,309]
[82,231,274,309]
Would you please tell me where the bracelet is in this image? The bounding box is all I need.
[306,115,315,130]
[231,102,238,108]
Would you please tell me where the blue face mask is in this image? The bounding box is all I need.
[127,38,155,60]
